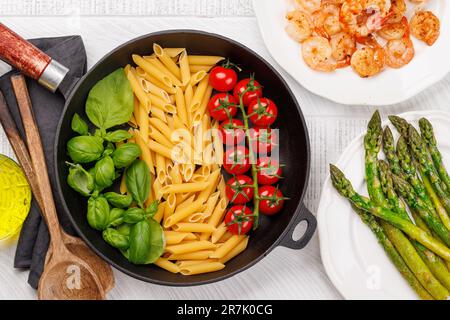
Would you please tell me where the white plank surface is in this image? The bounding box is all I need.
[1,0,450,300]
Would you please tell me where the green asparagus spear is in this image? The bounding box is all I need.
[409,125,450,230]
[391,174,450,247]
[382,127,403,176]
[419,118,450,195]
[379,161,450,291]
[330,164,450,263]
[354,205,434,299]
[364,113,447,299]
[396,136,435,215]
[388,115,410,138]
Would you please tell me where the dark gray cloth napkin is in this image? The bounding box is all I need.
[0,36,87,288]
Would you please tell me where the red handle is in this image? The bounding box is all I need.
[0,23,51,79]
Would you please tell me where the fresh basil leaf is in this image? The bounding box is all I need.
[116,223,132,236]
[125,160,150,208]
[104,130,132,143]
[104,192,133,209]
[87,196,110,231]
[67,136,104,163]
[108,208,125,227]
[128,219,164,265]
[71,113,89,135]
[123,207,146,224]
[103,228,129,250]
[85,68,134,130]
[145,201,159,218]
[102,142,115,157]
[67,163,94,197]
[94,156,115,189]
[112,143,141,169]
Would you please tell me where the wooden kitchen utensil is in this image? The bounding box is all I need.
[0,90,114,293]
[10,74,106,300]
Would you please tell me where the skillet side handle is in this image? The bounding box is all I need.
[279,203,317,250]
[0,23,68,92]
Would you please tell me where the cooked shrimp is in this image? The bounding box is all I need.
[410,11,440,46]
[377,16,409,40]
[295,0,322,13]
[286,10,314,43]
[350,36,385,77]
[312,4,342,38]
[301,36,337,72]
[340,0,390,38]
[385,36,414,68]
[330,32,356,66]
[386,0,406,23]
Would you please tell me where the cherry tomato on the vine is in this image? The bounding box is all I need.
[224,205,254,235]
[208,93,238,121]
[209,65,238,92]
[233,77,263,106]
[219,119,246,146]
[223,146,251,175]
[256,157,282,185]
[247,98,278,128]
[226,175,254,204]
[258,185,286,215]
[249,127,278,154]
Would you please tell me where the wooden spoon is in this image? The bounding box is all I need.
[0,89,114,293]
[10,75,106,300]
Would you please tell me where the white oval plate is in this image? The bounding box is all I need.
[317,110,450,300]
[253,0,450,106]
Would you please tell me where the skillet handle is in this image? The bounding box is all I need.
[0,23,68,92]
[279,203,317,250]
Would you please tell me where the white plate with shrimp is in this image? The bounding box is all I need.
[317,110,450,299]
[253,0,450,106]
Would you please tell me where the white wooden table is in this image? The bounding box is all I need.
[1,0,450,300]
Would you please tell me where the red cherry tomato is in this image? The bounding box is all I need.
[233,77,263,106]
[256,157,282,185]
[219,119,246,146]
[209,66,238,92]
[249,127,278,154]
[208,93,238,121]
[224,205,254,235]
[226,175,254,204]
[223,146,251,175]
[247,98,278,128]
[258,185,285,215]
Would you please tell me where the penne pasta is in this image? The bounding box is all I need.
[145,55,183,86]
[120,173,127,194]
[179,262,225,275]
[164,47,185,58]
[172,223,216,233]
[136,66,177,94]
[153,202,166,224]
[154,258,180,273]
[175,86,189,127]
[147,92,177,113]
[160,182,209,194]
[164,199,203,228]
[190,64,213,73]
[132,54,173,87]
[187,55,225,65]
[166,240,216,255]
[209,235,245,259]
[167,250,214,261]
[190,70,207,87]
[219,237,249,263]
[164,230,197,245]
[126,68,151,110]
[211,222,228,244]
[190,76,209,113]
[154,43,182,79]
[134,130,155,175]
[179,50,191,86]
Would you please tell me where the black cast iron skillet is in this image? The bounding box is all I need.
[7,29,317,286]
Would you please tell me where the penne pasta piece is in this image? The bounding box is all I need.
[209,235,245,259]
[153,201,166,223]
[149,118,174,142]
[166,240,216,255]
[172,223,216,233]
[154,258,180,273]
[179,50,191,86]
[164,47,185,58]
[173,114,187,130]
[148,125,174,150]
[155,153,167,184]
[199,197,227,240]
[186,212,205,223]
[164,231,197,245]
[132,54,173,87]
[191,173,207,183]
[120,173,127,194]
[175,259,217,268]
[187,55,225,65]
[137,103,149,143]
[217,175,228,203]
[139,77,171,102]
[160,182,209,194]
[153,178,164,201]
[197,169,221,203]
[154,43,182,79]
[211,121,224,165]
[184,84,194,111]
[136,66,177,94]
[149,106,167,123]
[189,70,207,87]
[179,262,225,276]
[182,163,195,181]
[218,231,233,243]
[176,194,195,210]
[219,236,249,263]
[148,139,174,160]
[190,64,213,73]
[146,55,183,86]
[134,130,155,175]
[175,87,189,127]
[147,93,177,114]
[127,68,151,111]
[190,76,209,112]
[167,250,213,261]
[197,83,214,117]
[211,222,228,244]
[164,198,203,227]
[163,193,176,222]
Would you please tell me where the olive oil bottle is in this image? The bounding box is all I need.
[0,154,31,240]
